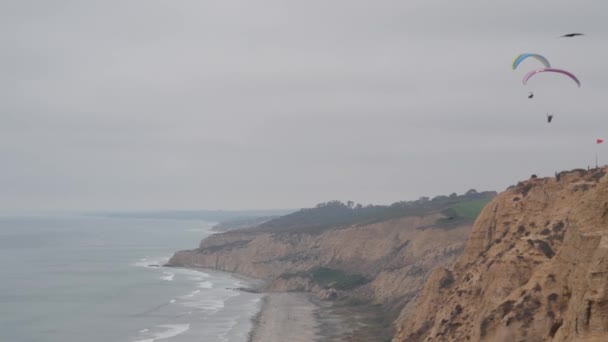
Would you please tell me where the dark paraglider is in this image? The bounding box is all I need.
[560,33,584,38]
[547,114,554,123]
[528,92,534,99]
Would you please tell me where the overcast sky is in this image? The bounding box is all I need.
[2,1,608,211]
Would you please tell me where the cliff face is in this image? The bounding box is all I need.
[396,168,608,342]
[168,212,472,318]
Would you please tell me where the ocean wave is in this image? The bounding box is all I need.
[175,268,210,280]
[133,324,190,342]
[132,256,172,268]
[160,272,174,281]
[181,289,201,298]
[181,298,225,312]
[197,281,212,289]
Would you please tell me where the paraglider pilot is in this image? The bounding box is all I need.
[528,92,534,99]
[546,113,553,123]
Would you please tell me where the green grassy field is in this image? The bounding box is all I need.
[449,198,492,219]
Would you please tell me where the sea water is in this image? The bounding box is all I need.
[0,215,262,342]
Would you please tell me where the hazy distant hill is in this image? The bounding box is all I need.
[91,209,295,223]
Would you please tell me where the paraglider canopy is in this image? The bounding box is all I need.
[523,68,581,87]
[560,33,584,38]
[512,53,551,70]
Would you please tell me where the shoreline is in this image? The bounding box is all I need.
[247,295,269,342]
[165,265,362,342]
[247,292,356,342]
[163,265,269,290]
[247,293,320,342]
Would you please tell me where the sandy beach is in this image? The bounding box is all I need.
[249,293,320,342]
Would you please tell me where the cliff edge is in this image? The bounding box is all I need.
[395,167,608,342]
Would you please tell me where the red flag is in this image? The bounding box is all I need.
[597,139,604,144]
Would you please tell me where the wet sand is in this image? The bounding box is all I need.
[248,293,319,342]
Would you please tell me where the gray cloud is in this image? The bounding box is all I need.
[2,0,608,211]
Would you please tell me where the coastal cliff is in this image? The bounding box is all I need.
[395,167,608,342]
[168,194,494,339]
[170,213,466,307]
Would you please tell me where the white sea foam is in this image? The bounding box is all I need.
[169,299,176,304]
[133,257,152,268]
[175,268,210,280]
[182,289,201,298]
[132,256,172,268]
[182,298,225,312]
[161,272,174,281]
[197,281,212,289]
[133,324,190,342]
[155,324,191,340]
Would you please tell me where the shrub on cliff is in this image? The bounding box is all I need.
[252,191,496,234]
[310,267,370,291]
[281,267,370,291]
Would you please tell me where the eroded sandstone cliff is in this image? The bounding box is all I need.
[168,204,481,339]
[395,168,608,342]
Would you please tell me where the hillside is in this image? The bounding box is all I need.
[167,192,494,340]
[396,167,608,342]
[247,190,495,234]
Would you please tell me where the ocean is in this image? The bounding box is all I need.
[0,215,262,342]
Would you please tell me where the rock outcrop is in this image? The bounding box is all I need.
[395,168,608,342]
